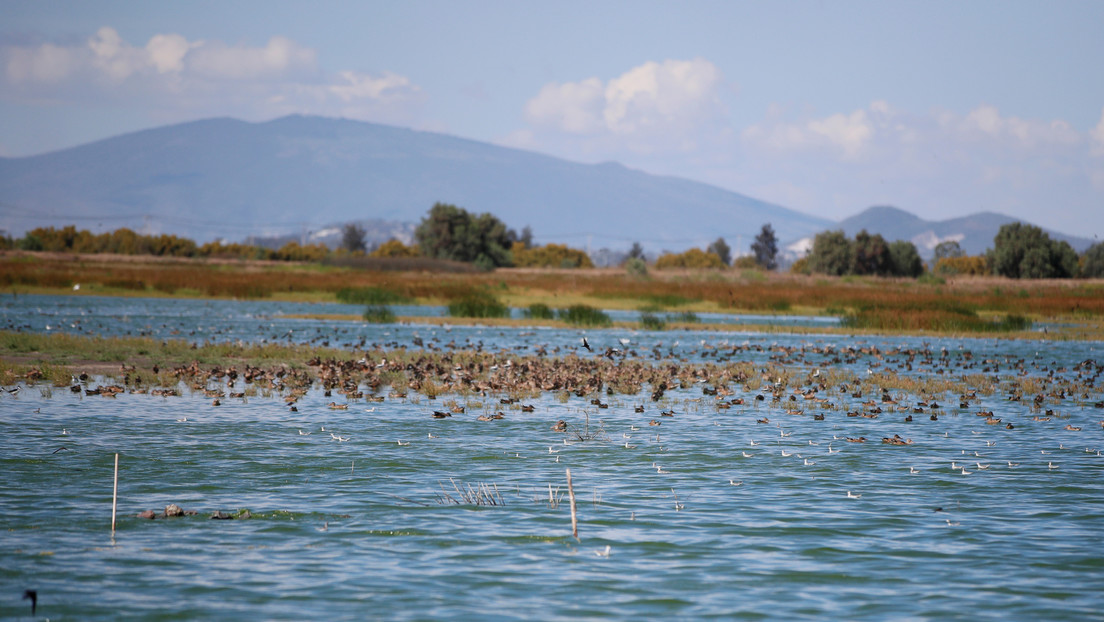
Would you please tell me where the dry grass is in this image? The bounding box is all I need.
[3,252,1103,336]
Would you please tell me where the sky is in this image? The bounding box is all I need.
[2,0,1103,239]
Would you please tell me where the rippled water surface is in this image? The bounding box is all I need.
[3,295,1104,620]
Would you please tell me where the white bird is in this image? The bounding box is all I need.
[804,458,816,466]
[846,491,861,499]
[780,430,792,437]
[909,467,920,474]
[827,445,840,454]
[595,545,611,557]
[808,440,819,446]
[364,407,376,413]
[623,442,636,449]
[960,468,971,475]
[750,440,760,446]
[1007,461,1019,467]
[976,462,990,470]
[61,429,68,435]
[1048,462,1059,470]
[298,429,311,436]
[428,433,438,439]
[781,450,793,457]
[549,447,559,453]
[742,451,754,458]
[729,480,743,486]
[945,519,961,526]
[176,417,187,422]
[397,440,409,446]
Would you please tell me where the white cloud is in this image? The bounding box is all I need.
[0,27,422,124]
[525,77,605,134]
[1091,107,1104,156]
[186,36,315,81]
[523,58,725,150]
[956,104,1080,148]
[742,105,875,159]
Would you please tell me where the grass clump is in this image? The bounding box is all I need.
[337,286,411,305]
[523,303,555,320]
[559,304,612,327]
[668,310,700,324]
[363,305,397,324]
[640,313,667,330]
[841,302,1033,333]
[447,290,510,318]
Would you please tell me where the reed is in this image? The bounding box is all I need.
[446,290,510,318]
[558,304,611,327]
[362,305,397,324]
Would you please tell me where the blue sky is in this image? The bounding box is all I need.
[3,0,1103,238]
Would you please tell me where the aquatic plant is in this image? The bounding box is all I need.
[362,305,396,324]
[446,290,509,318]
[559,305,612,327]
[640,313,667,330]
[337,286,412,305]
[523,303,555,320]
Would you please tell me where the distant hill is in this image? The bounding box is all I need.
[838,205,1094,257]
[0,115,832,253]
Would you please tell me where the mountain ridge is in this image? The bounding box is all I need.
[0,115,1093,257]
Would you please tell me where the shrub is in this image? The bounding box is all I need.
[935,255,990,276]
[446,290,510,318]
[654,248,725,269]
[624,257,648,277]
[512,243,594,268]
[558,304,611,327]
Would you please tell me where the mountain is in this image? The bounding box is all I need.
[0,115,832,253]
[838,206,1095,257]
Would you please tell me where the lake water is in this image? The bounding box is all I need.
[3,294,1103,620]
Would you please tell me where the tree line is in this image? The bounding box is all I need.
[6,205,1102,279]
[795,222,1104,279]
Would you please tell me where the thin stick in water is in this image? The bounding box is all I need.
[566,468,578,540]
[111,453,119,533]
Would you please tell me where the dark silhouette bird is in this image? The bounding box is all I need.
[581,337,592,352]
[23,590,36,616]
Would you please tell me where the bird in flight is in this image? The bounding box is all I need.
[581,337,592,352]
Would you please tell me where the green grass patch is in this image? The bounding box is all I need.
[558,304,611,327]
[642,293,699,308]
[336,286,412,305]
[363,305,397,323]
[447,290,510,318]
[668,310,700,323]
[523,303,555,320]
[640,313,667,330]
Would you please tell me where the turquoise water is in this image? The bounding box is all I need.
[2,295,1104,620]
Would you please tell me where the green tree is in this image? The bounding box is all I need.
[706,237,732,266]
[341,223,367,253]
[414,202,513,269]
[933,240,965,261]
[1082,241,1104,278]
[851,229,891,276]
[807,230,852,276]
[751,224,778,270]
[888,240,924,277]
[988,222,1077,279]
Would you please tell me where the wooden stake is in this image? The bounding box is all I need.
[566,468,578,540]
[111,453,119,534]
